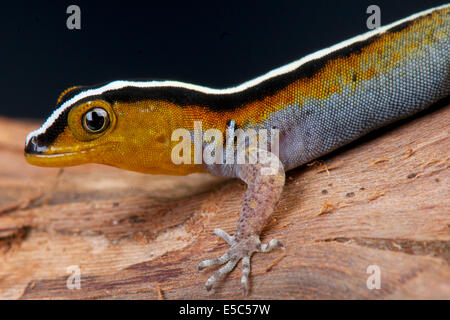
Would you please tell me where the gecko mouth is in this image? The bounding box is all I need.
[24,136,95,157]
[24,147,92,168]
[25,151,80,158]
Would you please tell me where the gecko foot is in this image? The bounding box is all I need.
[198,228,284,295]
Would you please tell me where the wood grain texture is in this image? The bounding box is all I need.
[0,104,449,299]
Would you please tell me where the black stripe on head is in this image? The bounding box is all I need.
[99,17,416,111]
[33,84,106,148]
[35,93,105,147]
[35,108,72,147]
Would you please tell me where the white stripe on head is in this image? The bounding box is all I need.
[26,3,447,145]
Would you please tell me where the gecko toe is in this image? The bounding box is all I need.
[198,252,230,270]
[259,238,284,253]
[204,257,239,291]
[241,256,251,295]
[213,228,234,245]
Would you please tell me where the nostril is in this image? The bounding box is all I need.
[25,136,46,154]
[25,136,36,154]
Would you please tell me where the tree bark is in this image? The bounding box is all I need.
[0,104,449,299]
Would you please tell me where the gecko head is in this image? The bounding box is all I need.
[24,83,176,174]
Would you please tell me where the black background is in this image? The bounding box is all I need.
[1,0,446,119]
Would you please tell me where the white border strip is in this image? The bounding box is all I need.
[27,4,449,144]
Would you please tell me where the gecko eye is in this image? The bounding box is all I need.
[83,108,110,133]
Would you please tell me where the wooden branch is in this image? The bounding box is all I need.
[0,104,449,299]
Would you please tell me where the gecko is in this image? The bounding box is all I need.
[24,4,449,295]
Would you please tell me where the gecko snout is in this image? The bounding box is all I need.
[24,135,48,154]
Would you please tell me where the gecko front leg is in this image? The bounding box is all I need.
[198,150,285,295]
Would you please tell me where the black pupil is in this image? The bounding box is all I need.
[85,108,108,132]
